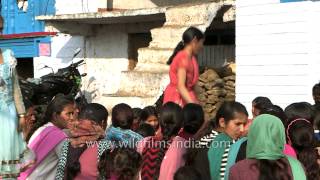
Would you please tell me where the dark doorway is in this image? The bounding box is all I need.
[16,58,34,79]
[128,33,152,70]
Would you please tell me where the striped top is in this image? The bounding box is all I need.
[199,130,219,147]
[220,140,235,180]
[200,130,236,180]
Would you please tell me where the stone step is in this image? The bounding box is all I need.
[138,47,174,64]
[149,25,191,49]
[117,71,169,97]
[134,62,169,72]
[165,2,222,26]
[94,95,158,112]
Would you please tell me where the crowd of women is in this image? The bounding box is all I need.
[0,26,319,180]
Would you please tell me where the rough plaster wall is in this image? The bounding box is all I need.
[54,0,225,13]
[55,0,105,14]
[236,0,319,116]
[84,25,128,102]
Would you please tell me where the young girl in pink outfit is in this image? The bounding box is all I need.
[163,27,204,107]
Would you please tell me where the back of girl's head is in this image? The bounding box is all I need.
[132,108,143,122]
[112,103,133,129]
[160,102,183,139]
[26,94,74,142]
[140,106,158,122]
[167,27,204,65]
[135,123,155,137]
[285,102,314,124]
[182,103,204,134]
[314,113,320,130]
[287,119,320,179]
[23,98,33,110]
[98,148,142,180]
[78,103,108,125]
[215,101,248,127]
[174,166,202,180]
[288,120,315,150]
[252,96,273,111]
[313,81,320,104]
[260,105,287,126]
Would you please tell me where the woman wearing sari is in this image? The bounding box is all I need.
[229,114,306,180]
[19,94,75,180]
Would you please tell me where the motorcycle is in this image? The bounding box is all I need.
[20,48,88,108]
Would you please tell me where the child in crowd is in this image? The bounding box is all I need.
[141,106,159,131]
[98,148,142,180]
[131,108,142,131]
[105,103,143,148]
[159,103,204,180]
[138,102,183,180]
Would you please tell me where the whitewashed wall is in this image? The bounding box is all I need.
[34,25,129,104]
[84,25,128,102]
[55,0,105,14]
[54,0,223,14]
[34,34,85,78]
[236,0,320,115]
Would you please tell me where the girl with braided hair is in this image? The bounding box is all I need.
[137,102,183,180]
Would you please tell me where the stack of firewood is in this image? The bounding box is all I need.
[196,64,236,120]
[223,75,235,102]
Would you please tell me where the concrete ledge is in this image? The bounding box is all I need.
[36,7,167,24]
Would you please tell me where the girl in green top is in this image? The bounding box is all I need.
[207,101,248,180]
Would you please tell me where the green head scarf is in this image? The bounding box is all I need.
[246,114,285,159]
[246,114,306,180]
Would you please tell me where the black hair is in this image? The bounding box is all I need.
[112,103,133,129]
[155,102,183,179]
[313,81,320,105]
[23,98,33,110]
[252,96,273,111]
[159,102,184,140]
[26,94,74,142]
[314,113,320,130]
[256,158,291,180]
[132,107,143,122]
[140,106,158,122]
[287,120,320,180]
[182,103,204,134]
[285,102,314,125]
[78,103,108,125]
[174,166,202,180]
[214,101,248,128]
[98,148,142,180]
[167,27,204,65]
[135,123,155,137]
[65,103,108,179]
[260,105,287,126]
